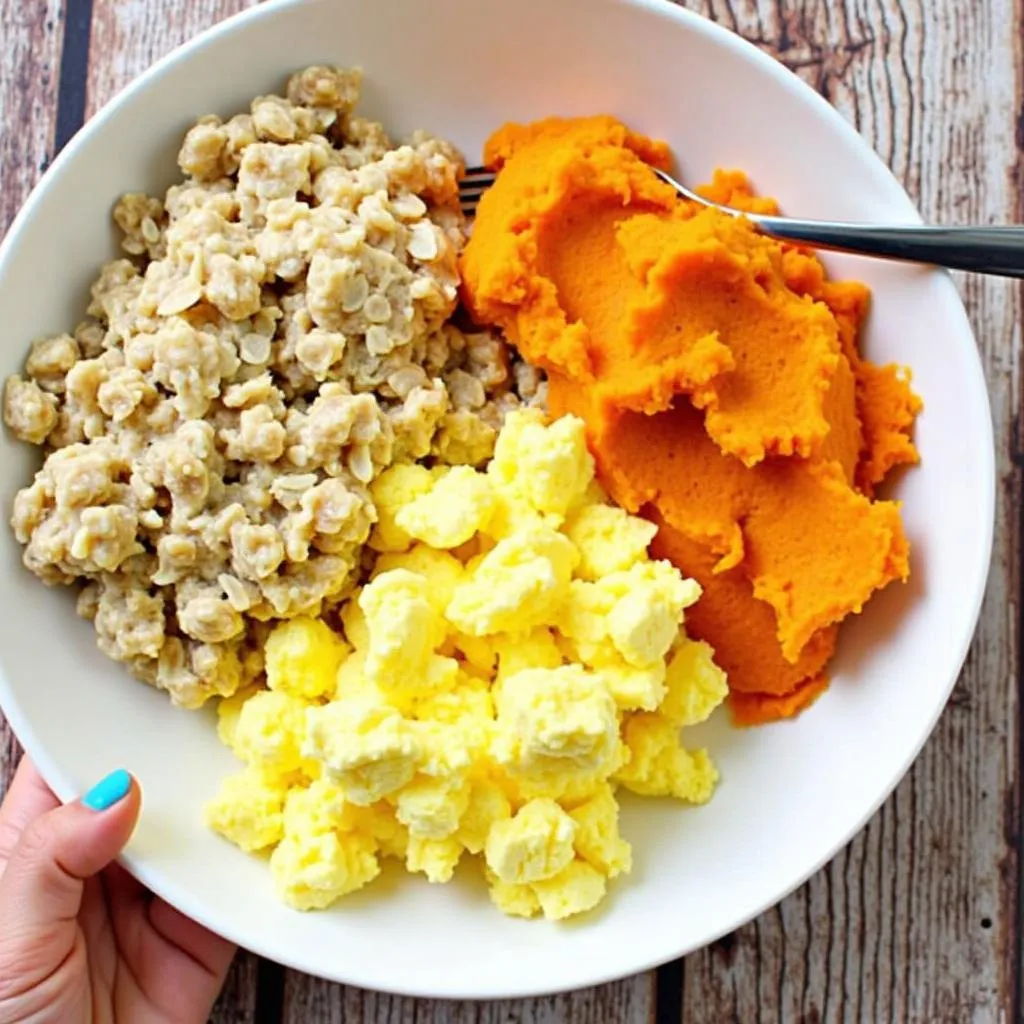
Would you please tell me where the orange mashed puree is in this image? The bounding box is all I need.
[461,116,922,726]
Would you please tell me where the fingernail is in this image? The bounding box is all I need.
[82,769,133,811]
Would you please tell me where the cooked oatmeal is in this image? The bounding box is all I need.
[4,66,537,708]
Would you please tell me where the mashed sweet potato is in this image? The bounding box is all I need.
[461,116,921,725]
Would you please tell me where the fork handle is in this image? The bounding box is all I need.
[751,217,1024,278]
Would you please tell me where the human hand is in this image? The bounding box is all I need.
[0,757,235,1023]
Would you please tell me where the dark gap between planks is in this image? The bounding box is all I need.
[655,956,684,1022]
[54,0,93,153]
[254,957,286,1022]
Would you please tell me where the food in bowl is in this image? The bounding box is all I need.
[1,67,727,921]
[3,65,533,709]
[207,408,727,919]
[461,116,921,725]
[1,68,920,922]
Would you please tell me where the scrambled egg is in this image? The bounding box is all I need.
[205,409,727,920]
[484,798,576,884]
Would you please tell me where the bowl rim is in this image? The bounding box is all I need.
[0,0,996,999]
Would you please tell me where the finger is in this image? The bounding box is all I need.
[0,759,60,879]
[0,769,140,941]
[147,898,236,981]
[102,859,146,910]
[109,890,235,1021]
[79,875,119,996]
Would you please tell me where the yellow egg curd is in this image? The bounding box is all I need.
[205,409,727,920]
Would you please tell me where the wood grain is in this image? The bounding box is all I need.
[281,976,656,1024]
[0,0,64,826]
[86,0,257,118]
[0,0,62,235]
[675,2,1022,1022]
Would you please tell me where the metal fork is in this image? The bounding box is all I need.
[459,166,1024,278]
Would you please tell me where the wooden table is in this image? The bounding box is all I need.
[1,0,1019,1020]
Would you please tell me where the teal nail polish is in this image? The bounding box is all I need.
[82,769,132,811]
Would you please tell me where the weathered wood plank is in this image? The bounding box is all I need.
[86,0,257,118]
[676,1,1021,1022]
[0,0,64,812]
[280,974,656,1024]
[207,954,263,1024]
[0,1,62,235]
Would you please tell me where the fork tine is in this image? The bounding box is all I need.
[458,166,496,218]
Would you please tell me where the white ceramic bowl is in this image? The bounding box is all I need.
[0,0,994,1000]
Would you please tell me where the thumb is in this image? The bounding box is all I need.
[0,769,140,938]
